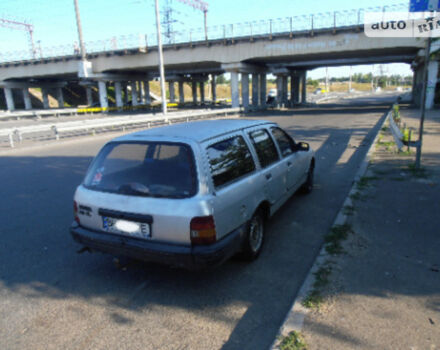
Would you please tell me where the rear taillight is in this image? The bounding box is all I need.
[190,216,216,245]
[73,200,80,224]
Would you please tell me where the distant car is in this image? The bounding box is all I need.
[396,86,403,92]
[314,88,327,94]
[70,119,315,269]
[267,88,277,98]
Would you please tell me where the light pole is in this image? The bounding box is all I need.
[73,0,86,60]
[155,0,168,115]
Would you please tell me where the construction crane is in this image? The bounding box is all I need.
[0,18,36,58]
[176,0,209,40]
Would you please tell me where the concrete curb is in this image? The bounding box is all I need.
[270,105,393,349]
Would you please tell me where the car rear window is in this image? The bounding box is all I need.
[207,136,255,188]
[83,141,197,198]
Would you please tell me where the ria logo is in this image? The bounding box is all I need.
[365,12,440,37]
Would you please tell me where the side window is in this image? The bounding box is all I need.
[207,136,256,188]
[271,127,295,157]
[248,129,279,168]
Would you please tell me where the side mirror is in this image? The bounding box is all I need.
[298,142,310,151]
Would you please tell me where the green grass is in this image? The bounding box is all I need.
[325,224,353,255]
[302,290,324,310]
[313,265,332,289]
[343,205,355,216]
[279,331,308,350]
[356,176,379,190]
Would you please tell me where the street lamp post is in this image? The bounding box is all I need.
[155,0,168,115]
[73,0,86,60]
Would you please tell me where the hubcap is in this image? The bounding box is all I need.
[249,215,263,253]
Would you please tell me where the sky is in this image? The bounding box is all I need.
[0,0,413,78]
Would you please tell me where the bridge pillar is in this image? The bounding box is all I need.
[200,82,205,104]
[144,81,151,105]
[211,76,216,104]
[98,81,108,109]
[86,86,93,106]
[42,89,50,109]
[231,72,239,108]
[22,88,32,110]
[301,71,307,104]
[241,73,250,109]
[3,87,15,111]
[276,76,282,106]
[114,82,123,108]
[260,74,267,108]
[178,81,184,104]
[56,87,64,108]
[426,60,438,110]
[169,82,175,103]
[291,75,300,104]
[192,82,198,104]
[123,84,129,105]
[252,73,259,107]
[131,81,139,106]
[282,76,288,106]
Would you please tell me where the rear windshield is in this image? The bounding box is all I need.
[83,141,197,198]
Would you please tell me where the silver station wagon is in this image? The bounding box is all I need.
[70,119,315,269]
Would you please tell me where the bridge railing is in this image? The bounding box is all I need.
[0,3,407,64]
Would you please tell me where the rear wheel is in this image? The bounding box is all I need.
[239,210,265,261]
[300,163,314,194]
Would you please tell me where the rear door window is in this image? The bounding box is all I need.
[207,136,255,188]
[83,142,197,198]
[248,129,279,168]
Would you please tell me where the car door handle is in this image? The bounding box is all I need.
[265,173,272,180]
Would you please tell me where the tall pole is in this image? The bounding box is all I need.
[415,37,432,169]
[204,10,208,41]
[155,0,167,115]
[349,65,352,92]
[73,0,86,60]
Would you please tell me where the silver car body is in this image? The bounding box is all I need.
[71,119,315,268]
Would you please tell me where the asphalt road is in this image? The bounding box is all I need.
[0,95,395,350]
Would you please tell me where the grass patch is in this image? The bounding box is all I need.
[279,331,308,350]
[325,224,353,255]
[397,150,412,156]
[356,176,379,190]
[408,164,429,178]
[343,205,355,216]
[381,125,389,132]
[376,140,396,151]
[302,290,324,310]
[313,265,332,289]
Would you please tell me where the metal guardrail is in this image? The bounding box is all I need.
[0,3,407,63]
[387,103,418,151]
[0,107,241,148]
[0,108,79,121]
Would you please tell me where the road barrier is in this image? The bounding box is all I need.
[387,104,418,151]
[0,107,241,148]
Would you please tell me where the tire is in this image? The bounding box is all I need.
[300,163,314,194]
[239,210,265,261]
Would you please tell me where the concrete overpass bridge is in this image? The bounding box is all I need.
[0,5,429,112]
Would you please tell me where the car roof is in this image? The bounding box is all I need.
[114,118,275,143]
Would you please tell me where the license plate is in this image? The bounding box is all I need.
[102,216,151,238]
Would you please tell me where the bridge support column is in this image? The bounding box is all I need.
[426,60,438,110]
[260,74,266,108]
[241,73,249,109]
[178,81,184,104]
[211,76,216,104]
[169,82,175,103]
[276,76,282,106]
[131,81,139,106]
[231,72,239,108]
[252,73,259,107]
[86,86,93,106]
[282,76,288,106]
[144,81,151,105]
[42,89,50,109]
[200,82,205,104]
[4,88,15,111]
[56,87,64,108]
[22,88,32,110]
[192,82,198,104]
[301,71,307,104]
[114,82,123,108]
[291,75,300,105]
[97,81,108,109]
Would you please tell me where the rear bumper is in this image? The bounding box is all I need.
[70,222,246,269]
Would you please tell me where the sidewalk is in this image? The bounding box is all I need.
[300,106,440,349]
